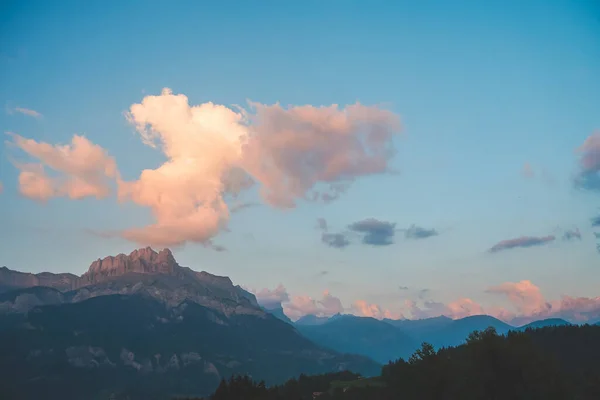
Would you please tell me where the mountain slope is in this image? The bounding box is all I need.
[295,314,338,326]
[263,305,294,325]
[384,315,514,350]
[297,315,419,364]
[384,315,454,337]
[0,293,380,400]
[514,318,571,331]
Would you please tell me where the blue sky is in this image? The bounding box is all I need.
[1,0,599,322]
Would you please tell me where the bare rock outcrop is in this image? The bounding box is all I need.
[80,247,178,286]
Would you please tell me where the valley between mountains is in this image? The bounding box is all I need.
[0,248,584,400]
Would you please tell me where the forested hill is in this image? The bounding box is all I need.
[186,324,600,400]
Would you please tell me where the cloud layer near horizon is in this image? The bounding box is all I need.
[10,88,401,247]
[254,285,344,320]
[253,280,600,325]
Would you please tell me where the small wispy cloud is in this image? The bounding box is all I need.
[316,217,328,231]
[348,218,396,246]
[592,215,600,227]
[404,224,438,240]
[7,106,42,119]
[317,218,350,249]
[562,228,581,241]
[322,232,350,249]
[399,286,409,290]
[521,162,535,178]
[230,201,258,213]
[489,235,555,253]
[205,241,227,252]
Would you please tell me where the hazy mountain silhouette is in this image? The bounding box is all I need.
[295,314,342,326]
[262,305,293,325]
[515,318,571,330]
[297,315,419,363]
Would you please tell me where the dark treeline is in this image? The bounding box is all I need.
[181,324,600,400]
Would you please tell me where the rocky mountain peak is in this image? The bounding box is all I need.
[1,247,262,317]
[82,247,179,285]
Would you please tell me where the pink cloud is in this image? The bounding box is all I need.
[119,89,249,247]
[9,134,118,201]
[0,181,3,194]
[486,280,600,324]
[577,132,600,173]
[254,284,290,309]
[284,290,345,320]
[252,285,345,321]
[17,164,56,201]
[118,88,401,247]
[445,298,486,319]
[487,280,550,316]
[320,290,345,315]
[554,295,600,322]
[352,300,403,320]
[253,281,600,324]
[521,162,534,178]
[241,102,400,207]
[489,235,555,253]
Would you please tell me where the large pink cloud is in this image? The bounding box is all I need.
[241,101,400,207]
[118,89,248,247]
[7,89,399,246]
[9,133,118,201]
[118,88,401,247]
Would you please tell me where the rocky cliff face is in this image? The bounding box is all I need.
[0,247,261,317]
[0,267,78,292]
[79,247,179,286]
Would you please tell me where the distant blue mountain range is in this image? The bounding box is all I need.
[264,308,575,364]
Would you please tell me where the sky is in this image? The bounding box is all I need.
[1,0,599,324]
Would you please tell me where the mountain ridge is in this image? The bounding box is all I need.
[0,247,261,317]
